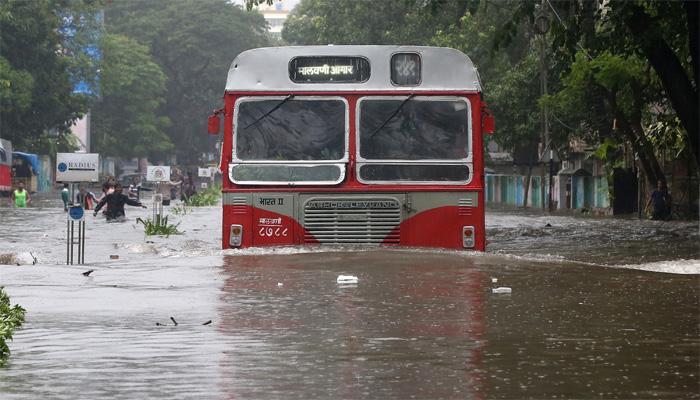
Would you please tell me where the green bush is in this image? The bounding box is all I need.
[1,287,25,366]
[185,184,221,207]
[136,215,183,236]
[170,204,191,215]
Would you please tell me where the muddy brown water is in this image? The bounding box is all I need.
[0,199,698,399]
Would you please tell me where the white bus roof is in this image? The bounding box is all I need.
[225,45,482,92]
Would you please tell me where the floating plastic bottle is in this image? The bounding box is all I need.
[337,274,359,284]
[492,287,512,294]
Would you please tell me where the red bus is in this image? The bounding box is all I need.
[0,139,12,193]
[209,46,494,250]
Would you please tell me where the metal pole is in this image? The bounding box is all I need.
[637,164,643,219]
[541,165,546,211]
[77,218,82,264]
[66,218,70,265]
[81,220,86,264]
[69,220,74,265]
[548,154,554,212]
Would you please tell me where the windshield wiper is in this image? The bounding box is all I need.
[368,94,415,138]
[244,94,294,129]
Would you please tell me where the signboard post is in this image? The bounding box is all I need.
[58,153,98,265]
[146,166,171,183]
[67,205,86,265]
[56,153,99,182]
[146,166,171,222]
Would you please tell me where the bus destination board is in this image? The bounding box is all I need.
[289,56,370,83]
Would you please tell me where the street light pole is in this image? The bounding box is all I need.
[535,3,551,212]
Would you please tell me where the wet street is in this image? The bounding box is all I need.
[0,197,698,399]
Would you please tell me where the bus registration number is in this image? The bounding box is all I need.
[257,217,289,237]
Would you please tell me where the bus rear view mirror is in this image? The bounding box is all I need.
[482,109,495,135]
[207,114,220,135]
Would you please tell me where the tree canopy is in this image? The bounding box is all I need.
[497,0,698,172]
[91,34,171,159]
[104,0,270,163]
[0,0,92,154]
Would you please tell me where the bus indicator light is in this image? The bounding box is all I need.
[230,225,243,247]
[463,226,475,248]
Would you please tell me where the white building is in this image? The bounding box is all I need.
[255,0,292,38]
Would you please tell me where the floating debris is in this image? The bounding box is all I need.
[0,254,17,265]
[491,277,498,283]
[170,317,178,326]
[277,282,284,287]
[109,255,119,260]
[82,269,94,277]
[337,274,359,284]
[492,287,512,294]
[202,320,212,326]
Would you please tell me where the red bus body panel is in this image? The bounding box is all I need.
[0,164,11,191]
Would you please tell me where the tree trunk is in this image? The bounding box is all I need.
[684,1,699,94]
[624,4,700,167]
[602,86,665,186]
[612,111,663,186]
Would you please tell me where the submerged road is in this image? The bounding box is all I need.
[0,199,698,399]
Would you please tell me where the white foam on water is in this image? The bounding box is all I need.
[611,259,700,275]
[221,245,375,257]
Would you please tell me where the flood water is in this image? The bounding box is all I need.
[1,196,698,399]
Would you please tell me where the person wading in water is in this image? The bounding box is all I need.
[645,179,673,220]
[11,181,30,208]
[93,183,146,222]
[61,183,70,211]
[76,185,97,210]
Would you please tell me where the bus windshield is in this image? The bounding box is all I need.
[358,97,471,183]
[235,98,346,161]
[359,97,470,160]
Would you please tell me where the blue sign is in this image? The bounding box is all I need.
[58,162,68,172]
[68,206,84,221]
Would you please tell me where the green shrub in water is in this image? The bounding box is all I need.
[185,184,221,207]
[170,204,191,215]
[136,215,183,236]
[0,287,25,366]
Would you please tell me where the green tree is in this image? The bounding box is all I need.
[430,1,545,156]
[105,0,269,164]
[91,34,172,159]
[281,0,463,45]
[543,52,666,184]
[0,0,91,153]
[497,0,699,169]
[0,57,34,117]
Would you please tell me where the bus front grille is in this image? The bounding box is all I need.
[303,198,401,244]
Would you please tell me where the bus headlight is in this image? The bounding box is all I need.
[230,224,243,247]
[462,226,475,248]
